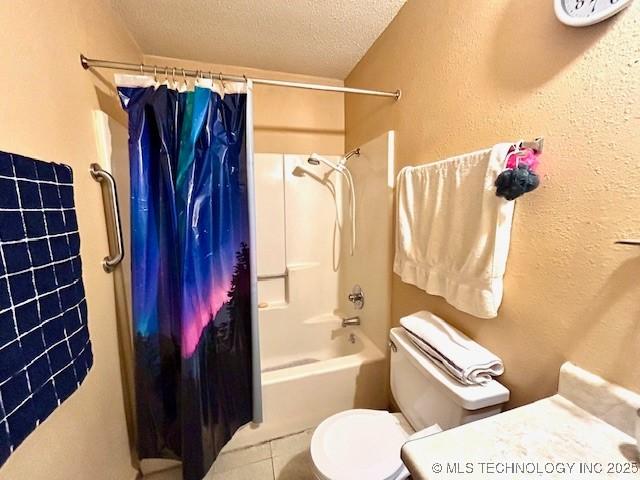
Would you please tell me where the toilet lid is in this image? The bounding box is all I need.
[311,409,409,480]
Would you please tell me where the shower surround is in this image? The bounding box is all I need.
[229,132,395,448]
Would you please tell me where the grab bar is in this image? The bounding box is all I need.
[89,163,124,273]
[257,270,288,280]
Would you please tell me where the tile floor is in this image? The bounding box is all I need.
[143,428,316,480]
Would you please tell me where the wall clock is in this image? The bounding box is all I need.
[554,0,633,26]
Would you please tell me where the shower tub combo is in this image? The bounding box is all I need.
[227,141,394,449]
[229,313,386,449]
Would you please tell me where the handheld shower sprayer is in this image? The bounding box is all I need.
[306,152,358,256]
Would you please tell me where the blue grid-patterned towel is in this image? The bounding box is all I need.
[0,151,92,466]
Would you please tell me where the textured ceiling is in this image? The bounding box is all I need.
[110,0,407,79]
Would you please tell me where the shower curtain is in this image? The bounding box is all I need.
[117,76,260,480]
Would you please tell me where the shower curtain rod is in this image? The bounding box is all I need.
[80,55,401,100]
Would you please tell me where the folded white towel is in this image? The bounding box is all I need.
[400,311,504,385]
[394,143,515,318]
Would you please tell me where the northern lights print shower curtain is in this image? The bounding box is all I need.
[117,75,260,480]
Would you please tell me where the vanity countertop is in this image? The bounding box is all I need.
[401,394,639,479]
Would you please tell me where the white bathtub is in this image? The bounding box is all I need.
[226,314,387,449]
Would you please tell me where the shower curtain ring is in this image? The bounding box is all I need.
[153,66,158,82]
[218,72,226,89]
[182,68,189,88]
[171,67,176,84]
[139,63,144,74]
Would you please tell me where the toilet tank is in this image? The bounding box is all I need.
[389,327,509,431]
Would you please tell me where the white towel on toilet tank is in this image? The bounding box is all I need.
[394,143,515,318]
[400,311,504,385]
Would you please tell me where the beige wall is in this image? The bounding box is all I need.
[0,1,141,479]
[145,55,345,155]
[345,0,640,408]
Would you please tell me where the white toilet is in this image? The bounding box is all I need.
[310,327,510,480]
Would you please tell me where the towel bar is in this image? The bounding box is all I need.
[615,239,640,246]
[90,163,124,272]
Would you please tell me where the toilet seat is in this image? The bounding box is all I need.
[310,409,410,480]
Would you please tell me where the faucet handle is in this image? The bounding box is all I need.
[347,284,364,310]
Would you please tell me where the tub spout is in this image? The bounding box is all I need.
[342,316,361,328]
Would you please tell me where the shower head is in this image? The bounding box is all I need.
[307,153,342,171]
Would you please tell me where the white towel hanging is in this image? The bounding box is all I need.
[394,143,514,318]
